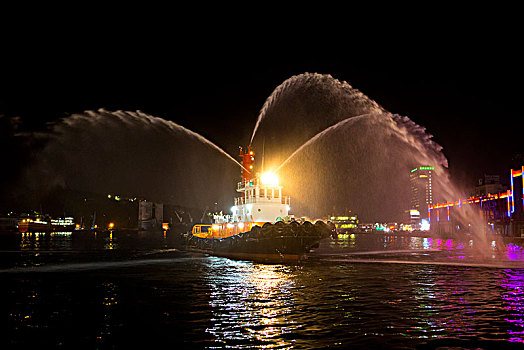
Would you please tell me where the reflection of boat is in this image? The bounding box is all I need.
[179,146,333,262]
[18,216,75,233]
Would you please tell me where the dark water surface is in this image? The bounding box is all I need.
[2,230,524,349]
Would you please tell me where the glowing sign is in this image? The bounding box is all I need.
[412,166,434,173]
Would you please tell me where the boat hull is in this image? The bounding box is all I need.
[179,221,334,263]
[18,223,75,233]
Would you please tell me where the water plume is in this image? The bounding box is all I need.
[25,109,242,209]
[274,113,373,173]
[250,72,383,147]
[250,72,494,254]
[249,73,448,220]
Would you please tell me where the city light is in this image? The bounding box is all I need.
[428,164,524,225]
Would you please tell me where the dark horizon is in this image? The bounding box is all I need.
[1,43,523,220]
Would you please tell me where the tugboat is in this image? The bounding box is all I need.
[181,146,333,262]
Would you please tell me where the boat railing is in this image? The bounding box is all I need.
[234,196,290,206]
[237,179,259,190]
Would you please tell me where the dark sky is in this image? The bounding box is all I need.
[1,29,523,199]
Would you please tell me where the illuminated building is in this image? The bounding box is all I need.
[329,213,359,233]
[410,166,434,220]
[428,165,524,236]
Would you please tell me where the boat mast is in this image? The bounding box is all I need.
[239,146,255,184]
[239,146,255,203]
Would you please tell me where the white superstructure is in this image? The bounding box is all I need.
[231,172,291,223]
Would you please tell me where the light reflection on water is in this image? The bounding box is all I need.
[205,258,296,349]
[501,269,524,343]
[325,233,524,264]
[3,232,524,348]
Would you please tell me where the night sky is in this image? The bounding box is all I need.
[1,28,523,214]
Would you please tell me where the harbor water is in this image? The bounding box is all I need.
[2,230,524,349]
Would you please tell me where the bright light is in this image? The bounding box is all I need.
[212,224,219,230]
[108,222,115,229]
[238,222,244,229]
[420,219,430,231]
[261,172,279,186]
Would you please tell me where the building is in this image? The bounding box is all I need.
[474,174,505,197]
[429,165,524,236]
[329,212,359,233]
[410,166,434,221]
[138,201,164,230]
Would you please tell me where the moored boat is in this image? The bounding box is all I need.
[179,146,333,262]
[18,216,76,233]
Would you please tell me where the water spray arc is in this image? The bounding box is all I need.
[273,113,374,174]
[249,72,384,146]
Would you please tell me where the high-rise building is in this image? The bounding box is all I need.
[410,166,434,220]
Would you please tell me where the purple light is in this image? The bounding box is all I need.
[501,269,524,342]
[506,244,524,261]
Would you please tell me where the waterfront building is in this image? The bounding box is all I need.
[329,212,359,233]
[474,174,505,197]
[410,166,434,221]
[429,165,524,236]
[138,201,164,230]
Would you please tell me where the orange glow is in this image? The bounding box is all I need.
[261,172,279,186]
